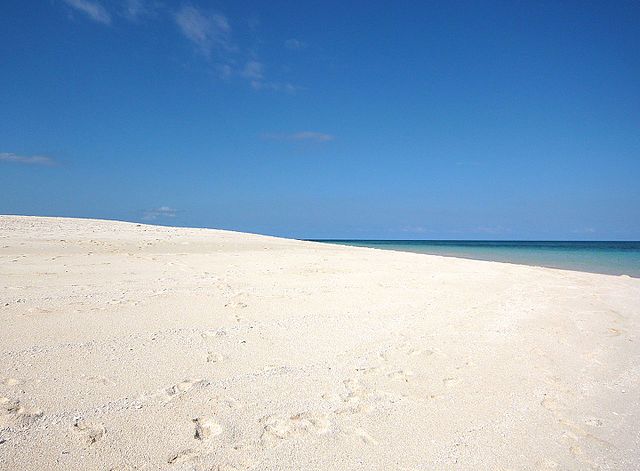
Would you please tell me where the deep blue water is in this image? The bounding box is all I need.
[310,240,640,277]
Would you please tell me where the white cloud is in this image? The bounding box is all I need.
[57,2,304,93]
[241,60,264,85]
[278,82,301,93]
[242,60,264,80]
[63,0,111,25]
[261,131,334,142]
[175,5,231,57]
[0,152,56,166]
[241,60,267,89]
[142,206,178,220]
[284,38,306,50]
[123,0,159,22]
[238,61,300,93]
[289,131,334,142]
[217,63,233,79]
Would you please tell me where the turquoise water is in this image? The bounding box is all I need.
[311,240,640,277]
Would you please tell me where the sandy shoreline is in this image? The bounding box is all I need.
[1,215,639,470]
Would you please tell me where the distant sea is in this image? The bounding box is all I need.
[311,240,640,278]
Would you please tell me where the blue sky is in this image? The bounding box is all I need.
[1,1,638,239]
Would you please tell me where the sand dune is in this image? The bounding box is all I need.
[1,216,639,470]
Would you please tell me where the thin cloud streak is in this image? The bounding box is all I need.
[284,38,306,50]
[63,0,111,25]
[242,60,264,79]
[142,206,178,221]
[240,61,300,92]
[261,131,335,142]
[174,5,231,57]
[0,153,56,166]
[123,0,160,22]
[251,81,300,93]
[58,2,303,92]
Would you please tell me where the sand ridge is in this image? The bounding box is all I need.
[1,215,639,470]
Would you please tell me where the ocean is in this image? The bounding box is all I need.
[311,240,640,278]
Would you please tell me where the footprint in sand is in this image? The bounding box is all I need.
[355,366,381,376]
[206,352,224,363]
[0,397,43,428]
[558,418,613,448]
[167,448,199,465]
[352,427,378,445]
[607,327,624,337]
[226,301,248,309]
[193,417,223,440]
[223,398,243,410]
[72,419,106,446]
[541,396,560,412]
[339,378,365,408]
[167,418,224,466]
[540,395,612,457]
[82,375,114,386]
[202,328,228,340]
[0,378,21,386]
[387,369,415,382]
[407,347,434,357]
[225,293,249,309]
[442,377,459,387]
[584,417,603,427]
[326,377,395,415]
[343,378,361,394]
[108,464,139,471]
[219,463,260,471]
[260,412,331,447]
[134,379,208,408]
[569,443,583,457]
[165,379,207,397]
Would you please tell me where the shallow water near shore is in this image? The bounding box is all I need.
[312,240,640,277]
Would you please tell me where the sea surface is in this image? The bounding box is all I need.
[311,240,640,277]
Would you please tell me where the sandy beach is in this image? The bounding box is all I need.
[0,215,639,470]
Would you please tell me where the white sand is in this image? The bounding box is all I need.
[1,215,639,470]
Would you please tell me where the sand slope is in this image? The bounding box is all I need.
[1,216,639,470]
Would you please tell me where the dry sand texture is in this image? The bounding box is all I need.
[1,216,639,470]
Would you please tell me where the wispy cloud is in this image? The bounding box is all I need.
[261,131,334,143]
[122,0,160,22]
[63,0,111,25]
[400,226,434,234]
[59,1,304,92]
[241,60,264,84]
[142,206,178,221]
[475,225,511,235]
[252,81,301,93]
[284,38,306,50]
[216,63,233,79]
[173,8,301,92]
[234,60,300,93]
[174,5,231,57]
[0,152,56,166]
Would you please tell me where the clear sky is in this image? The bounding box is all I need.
[1,1,639,239]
